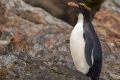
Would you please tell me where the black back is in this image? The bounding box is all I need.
[83,12,102,80]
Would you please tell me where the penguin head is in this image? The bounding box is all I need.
[68,2,91,15]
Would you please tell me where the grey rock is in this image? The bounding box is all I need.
[101,53,120,80]
[101,0,120,14]
[0,0,90,80]
[0,0,120,80]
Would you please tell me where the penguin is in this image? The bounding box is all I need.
[68,2,102,80]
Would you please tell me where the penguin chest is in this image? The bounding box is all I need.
[70,23,90,74]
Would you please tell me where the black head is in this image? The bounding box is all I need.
[68,2,91,15]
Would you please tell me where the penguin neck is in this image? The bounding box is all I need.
[77,13,84,22]
[83,12,91,21]
[77,12,91,22]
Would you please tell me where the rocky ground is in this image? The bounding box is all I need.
[0,0,120,80]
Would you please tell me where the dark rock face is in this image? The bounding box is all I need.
[0,0,91,80]
[23,0,105,26]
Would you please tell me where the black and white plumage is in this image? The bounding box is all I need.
[68,2,102,80]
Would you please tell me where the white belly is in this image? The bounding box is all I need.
[70,22,90,74]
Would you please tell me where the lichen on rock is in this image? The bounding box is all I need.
[0,0,91,80]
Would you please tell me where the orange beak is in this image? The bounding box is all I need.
[68,2,78,7]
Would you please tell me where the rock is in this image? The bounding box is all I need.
[92,0,120,79]
[0,51,91,80]
[93,9,120,54]
[0,0,91,80]
[23,0,105,26]
[101,52,120,80]
[0,0,119,80]
[101,0,120,14]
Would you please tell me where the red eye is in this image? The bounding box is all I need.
[79,6,82,9]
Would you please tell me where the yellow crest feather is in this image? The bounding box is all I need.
[79,3,91,11]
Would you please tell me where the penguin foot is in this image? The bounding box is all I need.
[90,77,99,80]
[86,74,99,80]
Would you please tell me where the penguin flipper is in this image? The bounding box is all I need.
[84,35,94,67]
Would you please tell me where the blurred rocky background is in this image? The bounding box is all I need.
[93,1,120,79]
[23,0,105,26]
[0,0,120,80]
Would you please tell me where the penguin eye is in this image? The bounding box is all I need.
[79,6,83,9]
